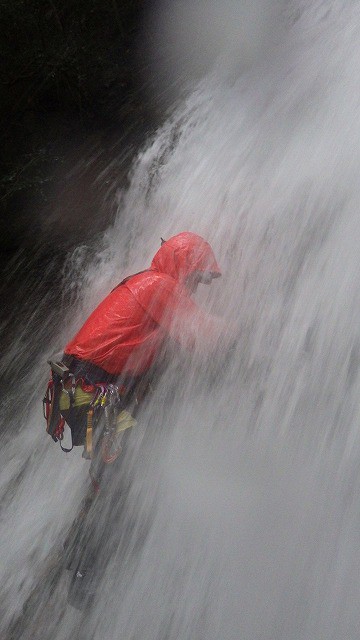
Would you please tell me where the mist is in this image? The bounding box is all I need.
[2,1,360,638]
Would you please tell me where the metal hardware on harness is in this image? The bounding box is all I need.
[100,385,124,464]
[84,384,120,460]
[85,407,94,458]
[103,385,120,434]
[61,373,76,406]
[47,360,70,379]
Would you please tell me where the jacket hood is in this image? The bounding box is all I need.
[150,232,221,283]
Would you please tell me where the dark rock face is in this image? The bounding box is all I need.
[0,1,170,398]
[0,0,165,261]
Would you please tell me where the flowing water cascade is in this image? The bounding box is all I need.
[2,1,360,638]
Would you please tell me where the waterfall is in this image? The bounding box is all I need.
[2,2,360,638]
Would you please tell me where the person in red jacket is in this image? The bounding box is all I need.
[63,231,222,385]
[59,232,224,601]
[47,231,225,456]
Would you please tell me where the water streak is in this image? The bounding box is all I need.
[2,2,360,638]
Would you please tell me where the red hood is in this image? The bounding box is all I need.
[150,232,221,284]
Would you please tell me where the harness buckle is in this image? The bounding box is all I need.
[48,360,70,379]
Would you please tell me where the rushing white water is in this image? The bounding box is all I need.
[2,1,360,638]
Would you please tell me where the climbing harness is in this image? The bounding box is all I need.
[43,360,137,460]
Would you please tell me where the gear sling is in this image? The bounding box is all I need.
[43,359,137,460]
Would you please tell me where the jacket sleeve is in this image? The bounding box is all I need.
[137,279,224,352]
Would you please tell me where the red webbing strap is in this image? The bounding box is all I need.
[43,378,53,424]
[43,375,70,448]
[43,377,61,442]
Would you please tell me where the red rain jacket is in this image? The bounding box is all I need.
[64,232,221,376]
